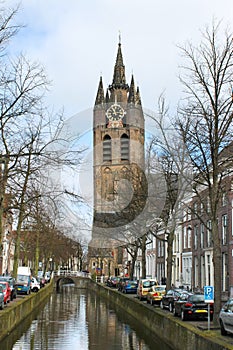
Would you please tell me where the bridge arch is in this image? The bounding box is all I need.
[53,271,91,290]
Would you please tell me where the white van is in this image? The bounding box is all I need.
[137,278,158,300]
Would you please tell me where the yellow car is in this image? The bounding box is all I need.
[146,285,166,305]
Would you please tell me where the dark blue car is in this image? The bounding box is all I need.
[122,280,138,294]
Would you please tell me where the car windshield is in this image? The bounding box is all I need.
[189,295,204,302]
[17,275,29,283]
[143,281,151,287]
[0,283,6,290]
[129,281,137,286]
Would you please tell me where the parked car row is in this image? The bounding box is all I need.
[0,269,52,312]
[159,288,214,321]
[107,276,233,338]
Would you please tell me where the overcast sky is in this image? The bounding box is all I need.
[7,0,233,119]
[5,0,233,243]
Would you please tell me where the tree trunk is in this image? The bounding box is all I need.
[166,230,174,291]
[141,236,146,278]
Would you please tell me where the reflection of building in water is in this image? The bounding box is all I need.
[88,38,145,276]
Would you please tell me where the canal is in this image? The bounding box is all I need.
[0,284,173,350]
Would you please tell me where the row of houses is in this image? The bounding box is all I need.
[119,173,233,301]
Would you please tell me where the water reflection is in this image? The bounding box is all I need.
[1,285,172,350]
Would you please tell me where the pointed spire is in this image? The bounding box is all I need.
[136,86,142,106]
[105,89,110,103]
[95,76,105,106]
[109,40,128,91]
[128,74,136,104]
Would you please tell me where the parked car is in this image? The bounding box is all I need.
[30,277,40,292]
[219,298,233,335]
[45,271,51,283]
[173,292,193,316]
[122,280,138,294]
[37,271,46,288]
[137,279,158,301]
[160,289,186,312]
[0,281,11,304]
[0,276,17,300]
[179,293,213,321]
[0,286,4,310]
[146,285,166,305]
[117,277,130,292]
[106,276,120,288]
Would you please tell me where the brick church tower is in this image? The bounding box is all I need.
[89,39,146,276]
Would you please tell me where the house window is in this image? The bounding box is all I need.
[103,135,112,162]
[207,220,212,247]
[222,214,227,245]
[222,192,227,206]
[193,203,198,218]
[194,225,198,250]
[184,226,187,249]
[222,253,228,292]
[207,198,210,213]
[121,134,129,160]
[188,227,192,248]
[187,208,191,221]
[200,202,204,214]
[200,224,204,248]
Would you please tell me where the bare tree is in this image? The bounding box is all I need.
[145,96,191,291]
[0,3,85,276]
[177,20,233,324]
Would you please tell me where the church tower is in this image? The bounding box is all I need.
[91,39,146,256]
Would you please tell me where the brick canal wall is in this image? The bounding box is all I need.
[0,280,53,342]
[91,281,232,350]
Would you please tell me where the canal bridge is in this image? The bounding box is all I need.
[53,270,92,289]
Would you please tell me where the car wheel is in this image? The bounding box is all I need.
[181,310,187,321]
[160,301,164,309]
[169,303,173,313]
[220,320,227,336]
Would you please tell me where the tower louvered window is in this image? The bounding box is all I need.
[121,134,129,160]
[103,135,112,162]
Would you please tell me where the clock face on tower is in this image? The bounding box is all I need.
[106,103,125,127]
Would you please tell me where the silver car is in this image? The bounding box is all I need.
[219,298,233,335]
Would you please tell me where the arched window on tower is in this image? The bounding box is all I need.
[121,134,129,161]
[103,135,112,162]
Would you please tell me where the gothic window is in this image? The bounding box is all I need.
[103,135,112,162]
[121,134,129,161]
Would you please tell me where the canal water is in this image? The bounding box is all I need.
[0,285,172,350]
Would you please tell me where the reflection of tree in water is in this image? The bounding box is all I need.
[7,288,172,350]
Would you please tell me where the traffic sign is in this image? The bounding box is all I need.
[204,286,214,303]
